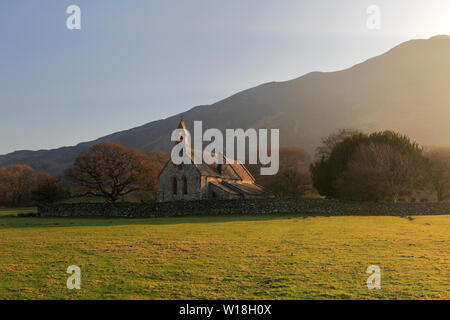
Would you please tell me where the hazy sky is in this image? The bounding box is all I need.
[2,0,450,154]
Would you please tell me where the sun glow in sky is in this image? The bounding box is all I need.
[380,1,450,37]
[2,0,450,154]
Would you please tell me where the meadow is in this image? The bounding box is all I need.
[0,207,37,217]
[0,211,448,299]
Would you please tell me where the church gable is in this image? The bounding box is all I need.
[157,161,202,202]
[156,119,264,202]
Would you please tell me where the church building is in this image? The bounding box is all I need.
[157,120,264,201]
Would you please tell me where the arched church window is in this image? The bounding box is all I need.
[172,177,177,195]
[182,176,188,194]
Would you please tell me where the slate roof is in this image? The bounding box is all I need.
[188,150,255,181]
[209,181,240,195]
[220,181,264,196]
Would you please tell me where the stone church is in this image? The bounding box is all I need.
[157,120,264,201]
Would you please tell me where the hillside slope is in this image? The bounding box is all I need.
[2,36,450,176]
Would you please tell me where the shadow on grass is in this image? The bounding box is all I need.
[0,213,316,229]
[0,207,37,215]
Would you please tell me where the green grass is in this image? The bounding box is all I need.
[0,207,36,217]
[0,214,448,300]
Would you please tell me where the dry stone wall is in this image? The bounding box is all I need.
[38,199,450,217]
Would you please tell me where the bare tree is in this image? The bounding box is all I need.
[264,168,311,199]
[315,128,362,160]
[0,163,37,206]
[424,148,450,201]
[253,146,312,198]
[65,142,157,202]
[336,143,424,202]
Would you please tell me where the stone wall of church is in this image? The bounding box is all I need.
[157,162,203,201]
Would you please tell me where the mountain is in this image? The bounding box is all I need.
[3,35,450,176]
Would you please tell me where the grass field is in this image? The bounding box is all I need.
[0,213,448,300]
[0,207,37,217]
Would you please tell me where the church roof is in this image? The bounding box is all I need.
[209,181,264,197]
[220,181,264,196]
[171,119,256,182]
[189,150,255,181]
[209,181,240,195]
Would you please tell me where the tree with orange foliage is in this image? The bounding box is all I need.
[0,163,36,206]
[65,142,158,202]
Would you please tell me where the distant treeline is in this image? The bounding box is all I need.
[0,145,169,207]
[2,129,450,207]
[0,164,69,207]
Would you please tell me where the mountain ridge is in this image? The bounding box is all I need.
[2,35,450,176]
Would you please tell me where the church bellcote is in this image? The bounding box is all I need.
[177,118,187,130]
[174,118,191,154]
